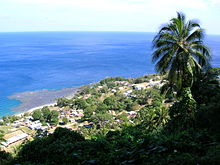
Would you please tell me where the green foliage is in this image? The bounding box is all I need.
[0,130,5,142]
[74,98,88,109]
[192,67,220,104]
[62,117,69,125]
[132,89,148,105]
[41,106,51,121]
[6,71,220,165]
[16,128,85,165]
[117,112,129,123]
[127,129,217,165]
[191,67,220,138]
[79,86,95,95]
[133,77,148,84]
[100,77,127,85]
[135,104,168,130]
[168,88,197,130]
[4,13,220,165]
[100,86,108,93]
[91,112,113,129]
[50,110,59,125]
[83,106,96,119]
[96,103,109,113]
[152,12,211,92]
[32,107,59,125]
[103,96,126,111]
[99,77,129,89]
[124,99,138,111]
[85,96,99,105]
[0,151,12,165]
[1,115,21,124]
[32,109,43,121]
[56,97,72,107]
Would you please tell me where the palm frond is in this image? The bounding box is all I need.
[152,12,211,92]
[186,29,204,42]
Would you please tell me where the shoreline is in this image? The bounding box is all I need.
[8,86,80,117]
[14,103,57,117]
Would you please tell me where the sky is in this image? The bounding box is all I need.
[0,0,220,34]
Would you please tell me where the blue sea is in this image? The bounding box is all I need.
[0,32,220,117]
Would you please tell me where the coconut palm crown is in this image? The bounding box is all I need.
[152,12,211,92]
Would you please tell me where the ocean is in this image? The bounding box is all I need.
[0,32,220,117]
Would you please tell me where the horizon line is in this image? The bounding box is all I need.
[0,30,219,35]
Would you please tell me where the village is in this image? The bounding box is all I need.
[0,76,163,152]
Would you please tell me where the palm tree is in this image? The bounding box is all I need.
[152,12,211,93]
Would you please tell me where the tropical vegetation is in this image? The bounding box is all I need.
[0,12,220,165]
[153,12,210,94]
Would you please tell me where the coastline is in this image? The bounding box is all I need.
[14,103,56,117]
[8,86,80,117]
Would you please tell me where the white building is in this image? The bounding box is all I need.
[69,118,75,122]
[25,116,33,120]
[41,126,50,131]
[111,89,117,93]
[127,111,137,116]
[148,80,162,87]
[123,90,133,96]
[28,120,42,130]
[118,87,124,90]
[133,84,146,90]
[1,133,29,147]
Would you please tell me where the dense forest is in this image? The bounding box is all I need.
[1,13,220,165]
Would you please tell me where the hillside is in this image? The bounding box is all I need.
[0,70,220,165]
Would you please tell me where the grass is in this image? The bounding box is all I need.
[20,126,34,135]
[0,125,16,134]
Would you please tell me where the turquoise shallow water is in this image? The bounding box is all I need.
[0,32,219,117]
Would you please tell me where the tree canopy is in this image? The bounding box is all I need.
[152,12,211,92]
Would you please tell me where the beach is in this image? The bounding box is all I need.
[8,87,79,116]
[0,32,219,117]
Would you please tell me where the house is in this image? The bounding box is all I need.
[41,126,50,131]
[60,114,65,118]
[148,80,161,87]
[71,109,84,117]
[12,123,21,128]
[115,81,130,86]
[69,114,74,117]
[59,121,65,125]
[69,118,75,122]
[77,110,84,113]
[24,119,32,125]
[133,84,146,90]
[12,120,23,127]
[123,90,133,96]
[118,87,124,90]
[71,110,78,116]
[28,120,42,130]
[29,123,42,130]
[1,133,29,147]
[77,113,84,117]
[25,116,33,120]
[127,111,137,116]
[78,123,84,127]
[108,110,116,116]
[111,89,117,93]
